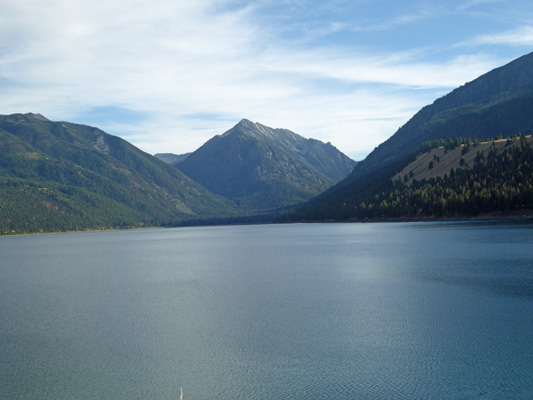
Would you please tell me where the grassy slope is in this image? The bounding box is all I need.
[393,136,533,185]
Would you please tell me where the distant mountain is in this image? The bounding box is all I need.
[289,51,533,221]
[0,113,235,234]
[155,152,191,165]
[173,119,357,211]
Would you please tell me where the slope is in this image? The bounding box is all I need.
[284,134,533,221]
[393,135,533,186]
[357,51,533,179]
[0,113,235,234]
[155,152,191,165]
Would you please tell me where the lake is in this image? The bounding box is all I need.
[1,221,532,399]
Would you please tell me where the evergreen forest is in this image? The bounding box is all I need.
[283,135,533,221]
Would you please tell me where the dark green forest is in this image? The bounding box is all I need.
[282,135,533,221]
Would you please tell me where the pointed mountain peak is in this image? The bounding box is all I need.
[235,118,256,128]
[221,118,259,138]
[223,119,302,143]
[231,119,284,136]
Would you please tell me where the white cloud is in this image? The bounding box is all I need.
[0,0,523,159]
[260,49,498,88]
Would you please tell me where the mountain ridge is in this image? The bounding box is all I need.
[350,51,533,182]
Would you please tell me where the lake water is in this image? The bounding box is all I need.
[1,221,532,399]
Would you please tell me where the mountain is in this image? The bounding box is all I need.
[0,113,235,234]
[284,134,533,221]
[172,119,357,211]
[354,51,533,181]
[372,135,533,218]
[289,51,533,221]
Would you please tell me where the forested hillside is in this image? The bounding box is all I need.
[353,52,533,181]
[283,135,533,221]
[0,113,235,234]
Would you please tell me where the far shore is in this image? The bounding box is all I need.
[2,211,532,237]
[341,211,533,224]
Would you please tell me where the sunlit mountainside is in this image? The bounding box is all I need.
[0,113,236,234]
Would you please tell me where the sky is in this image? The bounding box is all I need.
[1,0,533,160]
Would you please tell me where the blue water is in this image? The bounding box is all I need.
[1,221,532,399]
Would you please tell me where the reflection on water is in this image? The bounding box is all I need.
[1,221,532,399]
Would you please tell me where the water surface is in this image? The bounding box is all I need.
[1,221,532,399]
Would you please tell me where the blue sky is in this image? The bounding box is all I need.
[1,0,532,159]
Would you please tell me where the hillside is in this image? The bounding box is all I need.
[283,134,533,221]
[289,51,533,221]
[354,51,533,180]
[0,113,235,234]
[174,119,357,211]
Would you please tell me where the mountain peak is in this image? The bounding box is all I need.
[175,120,357,211]
[231,119,288,140]
[236,118,255,127]
[219,118,257,138]
[25,113,50,121]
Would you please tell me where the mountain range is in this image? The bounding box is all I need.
[2,51,533,233]
[157,119,356,211]
[0,114,354,233]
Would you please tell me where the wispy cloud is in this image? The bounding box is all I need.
[349,11,430,32]
[261,48,497,88]
[456,0,504,11]
[467,26,533,46]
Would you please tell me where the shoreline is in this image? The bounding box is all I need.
[344,211,533,224]
[2,211,532,237]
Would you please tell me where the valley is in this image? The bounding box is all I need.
[2,52,533,233]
